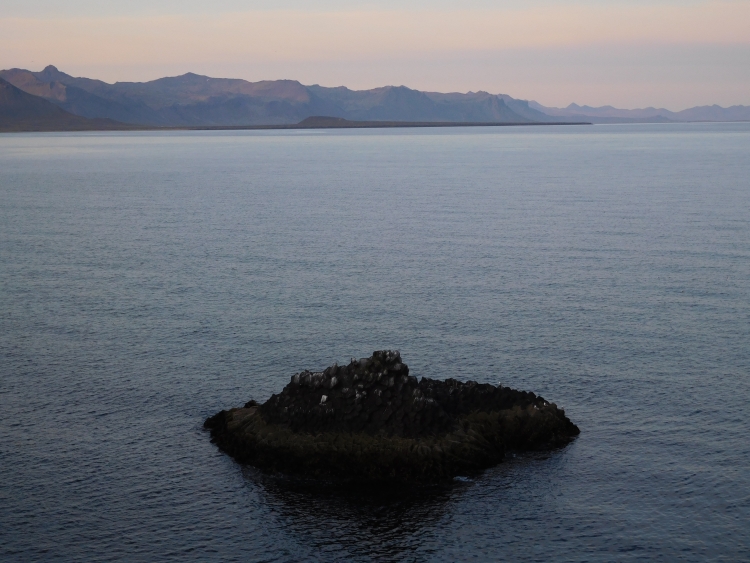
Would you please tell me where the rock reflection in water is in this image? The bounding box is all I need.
[242,466,462,561]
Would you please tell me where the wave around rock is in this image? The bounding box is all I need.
[205,350,580,482]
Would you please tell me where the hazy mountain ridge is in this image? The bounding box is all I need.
[426,91,553,122]
[529,101,750,123]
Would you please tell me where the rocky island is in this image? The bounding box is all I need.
[205,351,579,482]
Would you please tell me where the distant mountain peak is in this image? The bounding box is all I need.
[36,65,71,83]
[169,72,209,82]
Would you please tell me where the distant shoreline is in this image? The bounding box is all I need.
[1,118,592,134]
[11,120,750,133]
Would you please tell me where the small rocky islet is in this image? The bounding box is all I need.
[205,350,580,482]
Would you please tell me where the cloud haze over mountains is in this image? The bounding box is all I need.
[1,65,748,130]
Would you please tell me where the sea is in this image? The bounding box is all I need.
[1,123,749,562]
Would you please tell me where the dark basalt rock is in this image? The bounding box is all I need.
[205,350,579,482]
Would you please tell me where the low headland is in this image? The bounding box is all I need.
[205,350,579,482]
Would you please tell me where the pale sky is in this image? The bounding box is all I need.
[1,0,749,109]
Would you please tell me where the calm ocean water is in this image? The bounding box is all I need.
[1,123,749,562]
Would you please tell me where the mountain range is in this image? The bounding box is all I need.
[1,65,748,131]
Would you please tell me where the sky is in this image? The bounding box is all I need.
[1,0,749,109]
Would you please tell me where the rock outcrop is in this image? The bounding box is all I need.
[205,351,579,482]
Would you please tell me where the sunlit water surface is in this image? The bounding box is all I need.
[1,124,749,561]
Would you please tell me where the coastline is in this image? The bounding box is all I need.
[0,117,592,134]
